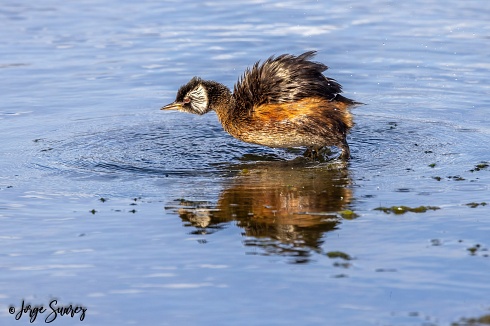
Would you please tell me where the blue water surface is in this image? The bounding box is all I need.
[1,1,489,325]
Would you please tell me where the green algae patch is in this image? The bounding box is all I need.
[476,162,489,169]
[465,202,487,208]
[326,251,352,260]
[338,209,359,219]
[470,161,489,172]
[374,205,440,214]
[467,244,481,255]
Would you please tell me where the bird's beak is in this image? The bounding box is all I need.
[160,101,183,111]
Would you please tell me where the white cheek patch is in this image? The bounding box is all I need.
[189,84,209,114]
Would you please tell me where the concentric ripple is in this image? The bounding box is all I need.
[32,113,300,180]
[29,109,490,184]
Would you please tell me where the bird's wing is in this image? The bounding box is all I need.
[233,51,348,113]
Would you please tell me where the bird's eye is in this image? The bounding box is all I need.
[183,97,190,104]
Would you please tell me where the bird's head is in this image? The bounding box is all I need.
[162,77,226,115]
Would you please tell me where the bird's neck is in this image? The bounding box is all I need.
[207,83,241,134]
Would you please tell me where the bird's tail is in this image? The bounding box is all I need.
[334,94,363,106]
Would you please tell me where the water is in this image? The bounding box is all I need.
[1,1,490,325]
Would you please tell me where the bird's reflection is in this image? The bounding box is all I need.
[169,159,355,263]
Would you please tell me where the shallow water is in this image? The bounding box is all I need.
[1,0,490,325]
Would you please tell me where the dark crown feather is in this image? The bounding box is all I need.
[175,76,202,102]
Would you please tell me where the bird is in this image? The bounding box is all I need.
[161,51,359,160]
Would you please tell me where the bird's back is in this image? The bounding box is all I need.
[233,51,355,114]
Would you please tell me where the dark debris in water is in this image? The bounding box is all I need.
[333,262,351,268]
[431,239,443,246]
[395,188,411,193]
[375,268,397,272]
[430,239,488,257]
[470,161,489,172]
[465,202,487,208]
[448,175,466,181]
[433,175,470,181]
[374,205,440,214]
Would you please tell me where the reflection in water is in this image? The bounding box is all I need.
[453,313,490,326]
[168,159,354,263]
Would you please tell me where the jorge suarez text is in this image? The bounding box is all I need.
[9,299,87,323]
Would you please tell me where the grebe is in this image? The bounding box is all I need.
[161,51,358,160]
